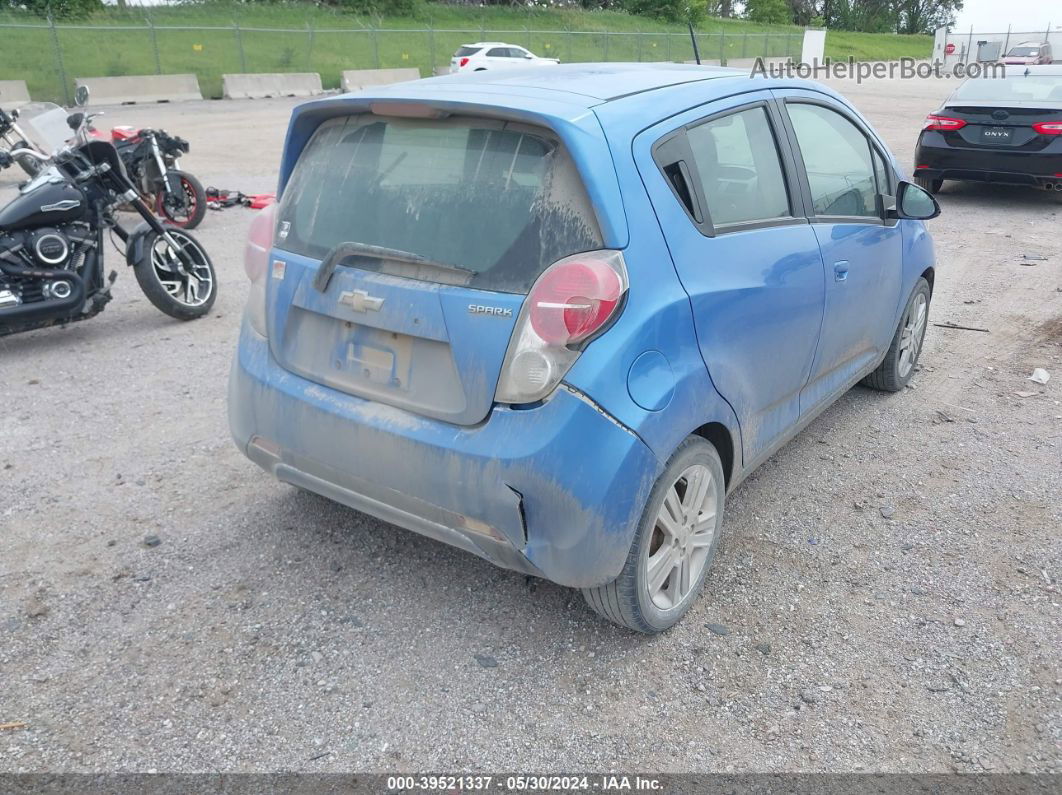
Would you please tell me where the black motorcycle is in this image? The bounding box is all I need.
[0,90,217,338]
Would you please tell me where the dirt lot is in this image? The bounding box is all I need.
[1,72,1060,774]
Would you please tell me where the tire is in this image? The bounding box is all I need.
[13,141,41,178]
[862,277,931,393]
[155,170,207,230]
[133,227,217,321]
[582,436,726,633]
[914,174,942,194]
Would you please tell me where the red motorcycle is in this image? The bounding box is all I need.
[97,125,207,229]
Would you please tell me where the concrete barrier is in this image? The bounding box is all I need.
[341,68,421,92]
[74,74,202,104]
[222,73,323,99]
[0,80,31,108]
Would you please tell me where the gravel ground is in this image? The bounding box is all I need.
[0,73,1060,774]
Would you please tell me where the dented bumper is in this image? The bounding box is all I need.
[228,322,662,588]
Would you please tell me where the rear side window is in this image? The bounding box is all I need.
[276,114,603,294]
[685,107,791,227]
[455,46,481,57]
[786,103,878,218]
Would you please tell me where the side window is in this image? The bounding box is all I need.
[786,103,879,218]
[486,48,508,57]
[684,106,792,228]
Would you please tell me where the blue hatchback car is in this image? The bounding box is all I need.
[229,64,939,632]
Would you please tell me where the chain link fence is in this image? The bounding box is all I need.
[0,19,802,105]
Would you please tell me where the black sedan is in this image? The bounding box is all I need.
[914,65,1062,194]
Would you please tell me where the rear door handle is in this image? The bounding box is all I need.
[833,261,849,282]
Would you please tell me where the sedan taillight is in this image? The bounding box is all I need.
[923,114,966,131]
[1032,121,1062,135]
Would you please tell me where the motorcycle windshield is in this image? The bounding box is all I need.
[15,103,74,155]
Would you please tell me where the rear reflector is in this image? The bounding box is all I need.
[923,114,966,132]
[1032,121,1062,135]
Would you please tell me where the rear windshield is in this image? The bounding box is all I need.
[952,75,1062,102]
[275,114,603,294]
[454,46,481,57]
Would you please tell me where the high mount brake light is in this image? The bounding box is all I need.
[1032,121,1062,135]
[923,114,966,132]
[495,251,628,405]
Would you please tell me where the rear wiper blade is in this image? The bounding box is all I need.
[313,241,474,292]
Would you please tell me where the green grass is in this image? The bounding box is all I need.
[0,3,931,104]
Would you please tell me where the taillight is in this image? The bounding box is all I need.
[1032,121,1062,135]
[923,114,966,132]
[243,202,276,337]
[459,57,470,67]
[495,251,628,405]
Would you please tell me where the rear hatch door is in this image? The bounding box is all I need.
[268,111,604,426]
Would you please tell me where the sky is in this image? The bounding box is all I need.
[952,0,1060,34]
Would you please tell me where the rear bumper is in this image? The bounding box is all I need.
[916,133,1062,187]
[229,322,662,588]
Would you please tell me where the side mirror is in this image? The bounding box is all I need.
[74,85,90,107]
[889,180,940,221]
[10,109,18,120]
[524,54,534,59]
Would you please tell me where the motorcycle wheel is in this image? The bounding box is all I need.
[13,141,41,178]
[154,170,207,230]
[133,227,217,321]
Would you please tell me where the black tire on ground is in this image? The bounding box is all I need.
[582,436,726,633]
[862,277,932,393]
[133,227,217,321]
[914,174,942,194]
[155,170,208,230]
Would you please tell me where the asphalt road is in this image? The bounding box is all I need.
[1,72,1060,774]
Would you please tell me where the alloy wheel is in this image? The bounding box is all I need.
[898,292,928,379]
[150,233,213,308]
[644,464,718,610]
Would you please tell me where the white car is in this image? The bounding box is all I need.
[449,42,560,74]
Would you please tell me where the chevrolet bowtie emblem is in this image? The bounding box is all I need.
[339,289,384,313]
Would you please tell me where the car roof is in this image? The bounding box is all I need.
[1012,40,1047,46]
[323,62,853,127]
[424,62,748,104]
[463,42,519,48]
